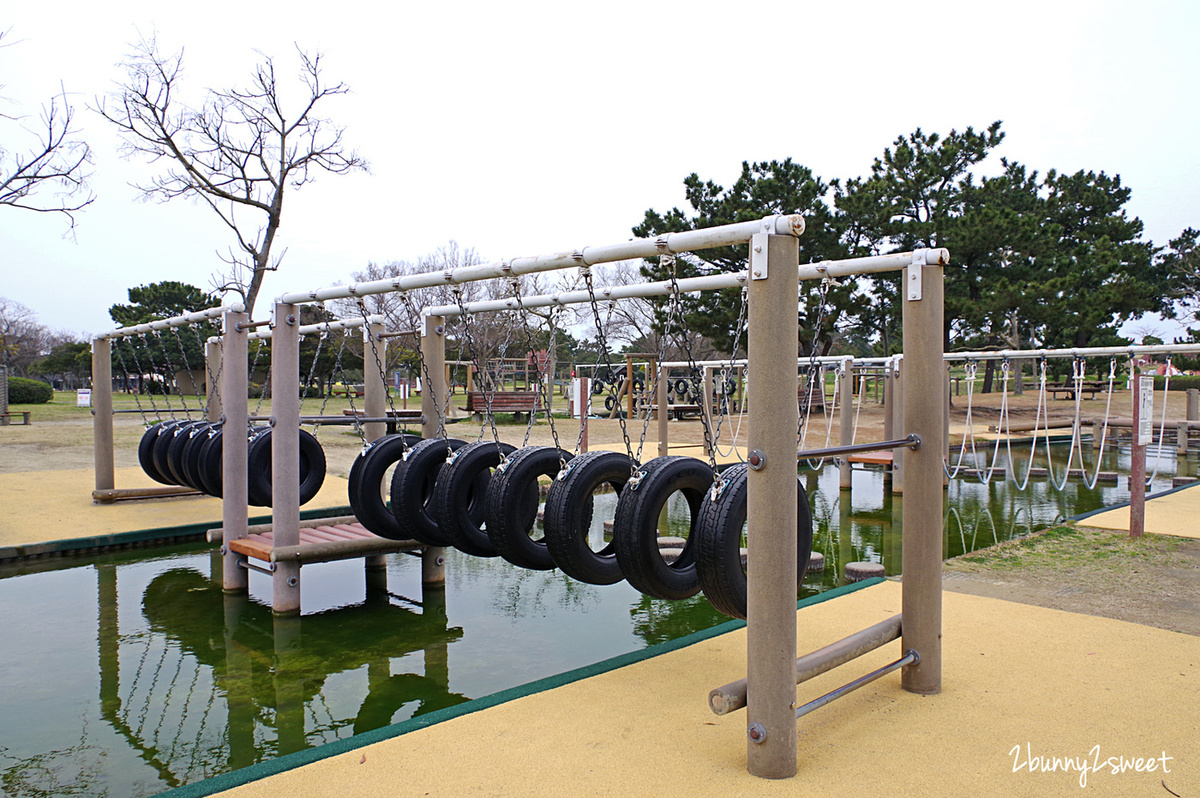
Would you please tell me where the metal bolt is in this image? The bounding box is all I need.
[435,325,445,336]
[753,269,762,278]
[748,449,766,470]
[287,576,298,587]
[747,723,767,743]
[286,314,297,326]
[753,245,762,253]
[436,555,445,566]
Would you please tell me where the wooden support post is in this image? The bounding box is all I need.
[839,357,853,490]
[1177,421,1190,455]
[205,339,223,423]
[745,232,800,779]
[364,321,387,444]
[1130,360,1148,539]
[421,314,447,586]
[222,310,250,593]
[92,336,115,494]
[272,303,302,614]
[1188,388,1199,422]
[900,256,945,696]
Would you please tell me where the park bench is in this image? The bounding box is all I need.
[462,390,542,420]
[1045,380,1105,400]
[0,411,32,426]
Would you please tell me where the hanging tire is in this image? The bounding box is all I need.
[604,395,617,412]
[156,420,205,486]
[244,428,326,507]
[542,449,636,585]
[138,422,175,485]
[485,446,573,570]
[673,378,689,397]
[348,434,424,540]
[591,380,605,396]
[389,437,469,547]
[433,440,518,557]
[196,427,225,497]
[613,456,710,600]
[694,464,814,620]
[176,422,215,491]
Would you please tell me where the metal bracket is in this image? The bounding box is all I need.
[750,233,769,280]
[906,249,924,301]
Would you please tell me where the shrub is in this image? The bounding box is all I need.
[8,376,54,404]
[1152,375,1200,391]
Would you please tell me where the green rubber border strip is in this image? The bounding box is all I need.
[160,577,886,798]
[0,505,355,561]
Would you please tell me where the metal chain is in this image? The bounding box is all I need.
[798,279,833,443]
[635,254,682,465]
[582,266,635,463]
[170,327,200,413]
[112,337,153,425]
[401,292,449,442]
[298,325,328,435]
[509,278,566,461]
[191,324,222,421]
[451,287,504,451]
[666,256,717,468]
[153,330,189,416]
[326,328,367,444]
[358,302,401,420]
[126,333,166,419]
[708,283,750,465]
[249,335,269,418]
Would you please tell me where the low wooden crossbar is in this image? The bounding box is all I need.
[710,614,903,715]
[0,411,32,426]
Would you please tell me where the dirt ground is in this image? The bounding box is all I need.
[3,389,1198,636]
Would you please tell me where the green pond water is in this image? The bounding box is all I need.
[0,442,1195,797]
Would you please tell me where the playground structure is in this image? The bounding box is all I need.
[216,215,944,778]
[86,211,1200,780]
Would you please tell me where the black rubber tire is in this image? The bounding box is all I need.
[138,422,175,485]
[175,422,216,492]
[604,395,617,412]
[389,438,469,547]
[244,428,327,507]
[348,434,423,540]
[485,446,572,570]
[157,420,205,486]
[694,464,814,620]
[542,449,637,585]
[673,378,689,397]
[246,428,274,506]
[613,456,710,600]
[196,427,225,498]
[631,376,645,392]
[433,440,521,557]
[591,380,606,395]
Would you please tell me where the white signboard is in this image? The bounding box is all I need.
[1137,379,1154,445]
[76,389,92,407]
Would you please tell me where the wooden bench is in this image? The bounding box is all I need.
[1045,382,1102,400]
[0,411,31,426]
[645,403,704,420]
[342,407,424,434]
[462,390,542,419]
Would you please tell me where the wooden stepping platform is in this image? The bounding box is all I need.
[848,450,893,467]
[226,521,421,565]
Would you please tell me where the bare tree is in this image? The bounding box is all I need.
[96,36,368,316]
[0,297,50,376]
[0,31,94,231]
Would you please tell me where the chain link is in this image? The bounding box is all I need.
[798,279,833,444]
[582,267,635,465]
[509,279,567,464]
[112,337,153,426]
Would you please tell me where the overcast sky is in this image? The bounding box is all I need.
[3,0,1197,339]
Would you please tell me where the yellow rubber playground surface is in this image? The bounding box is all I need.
[200,579,1197,798]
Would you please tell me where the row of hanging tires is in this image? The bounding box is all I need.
[137,419,327,506]
[347,435,813,619]
[591,375,737,397]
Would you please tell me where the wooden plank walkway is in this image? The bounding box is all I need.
[228,522,421,563]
